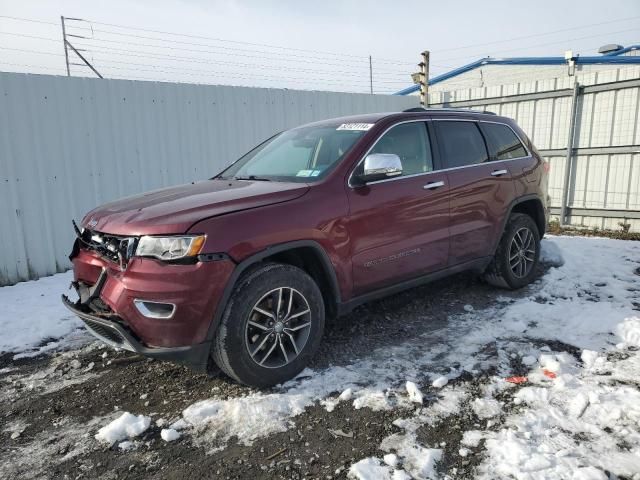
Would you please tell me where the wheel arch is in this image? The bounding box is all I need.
[493,195,546,254]
[205,240,340,342]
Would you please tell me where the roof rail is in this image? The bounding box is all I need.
[402,107,496,115]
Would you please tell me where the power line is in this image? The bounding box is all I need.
[0,60,66,72]
[0,46,408,88]
[0,31,413,81]
[91,60,406,86]
[0,15,60,26]
[72,44,407,77]
[2,12,638,68]
[0,14,416,66]
[0,46,65,57]
[79,50,410,81]
[431,15,640,54]
[0,29,416,74]
[440,27,640,64]
[75,37,415,73]
[63,17,417,66]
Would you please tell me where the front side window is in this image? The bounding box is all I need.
[480,123,528,160]
[219,125,366,182]
[366,122,433,176]
[436,121,488,168]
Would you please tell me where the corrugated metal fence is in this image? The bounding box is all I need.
[429,66,640,233]
[0,72,417,285]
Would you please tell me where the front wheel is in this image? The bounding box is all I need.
[212,263,325,387]
[484,213,540,289]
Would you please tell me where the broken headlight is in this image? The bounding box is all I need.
[135,235,206,261]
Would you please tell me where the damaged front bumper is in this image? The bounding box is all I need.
[61,275,211,370]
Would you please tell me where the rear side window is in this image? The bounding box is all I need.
[436,121,488,168]
[480,123,528,160]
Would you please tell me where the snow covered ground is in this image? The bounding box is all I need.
[0,271,88,357]
[343,237,640,480]
[1,236,639,479]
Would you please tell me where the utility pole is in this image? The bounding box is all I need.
[560,79,581,226]
[419,50,430,106]
[60,16,103,78]
[369,55,373,94]
[61,16,70,76]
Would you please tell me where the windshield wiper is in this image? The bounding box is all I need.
[234,175,272,181]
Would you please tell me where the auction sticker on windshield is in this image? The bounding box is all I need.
[336,123,374,131]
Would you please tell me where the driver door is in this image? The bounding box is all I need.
[346,121,450,296]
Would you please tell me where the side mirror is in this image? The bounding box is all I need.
[356,153,403,185]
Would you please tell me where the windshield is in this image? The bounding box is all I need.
[218,124,368,182]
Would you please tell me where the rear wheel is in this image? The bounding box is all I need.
[484,213,540,289]
[212,263,325,387]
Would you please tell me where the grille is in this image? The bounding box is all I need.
[84,319,126,345]
[79,229,137,266]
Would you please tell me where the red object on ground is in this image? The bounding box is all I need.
[506,376,528,384]
[543,369,557,379]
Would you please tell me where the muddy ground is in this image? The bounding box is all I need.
[1,269,555,480]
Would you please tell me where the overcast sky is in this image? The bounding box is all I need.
[0,0,638,93]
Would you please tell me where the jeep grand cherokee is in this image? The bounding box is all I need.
[63,108,548,387]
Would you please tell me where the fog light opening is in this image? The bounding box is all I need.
[134,299,176,319]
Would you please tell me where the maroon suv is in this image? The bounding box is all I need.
[63,108,548,387]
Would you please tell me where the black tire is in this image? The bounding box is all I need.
[211,262,325,387]
[484,213,540,289]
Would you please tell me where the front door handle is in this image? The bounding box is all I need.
[423,181,445,190]
[491,169,508,177]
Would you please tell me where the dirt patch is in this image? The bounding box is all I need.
[547,222,640,241]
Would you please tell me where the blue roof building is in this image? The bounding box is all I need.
[395,45,640,96]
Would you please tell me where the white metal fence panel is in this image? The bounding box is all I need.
[429,67,640,233]
[0,72,418,285]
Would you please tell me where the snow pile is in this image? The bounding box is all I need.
[181,390,315,445]
[405,381,423,404]
[380,434,441,479]
[0,271,86,355]
[498,237,639,351]
[321,387,354,412]
[471,396,502,419]
[160,428,181,442]
[538,239,564,266]
[431,376,448,388]
[383,453,399,468]
[357,388,468,479]
[95,412,151,445]
[348,457,411,480]
[617,316,640,347]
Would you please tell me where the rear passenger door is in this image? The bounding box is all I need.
[434,119,517,266]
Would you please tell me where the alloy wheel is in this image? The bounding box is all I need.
[509,227,536,278]
[245,287,312,368]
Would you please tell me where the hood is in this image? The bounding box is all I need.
[82,179,310,235]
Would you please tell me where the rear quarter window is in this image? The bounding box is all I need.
[480,122,528,160]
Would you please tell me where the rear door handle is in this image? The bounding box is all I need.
[423,181,445,190]
[490,169,508,177]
